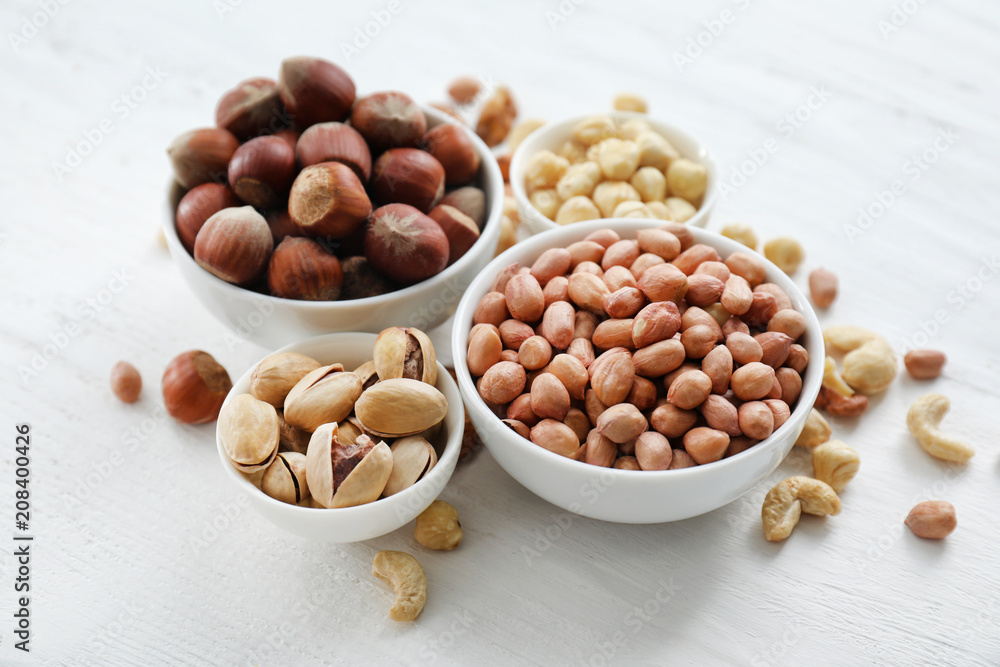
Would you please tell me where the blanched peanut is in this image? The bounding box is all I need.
[556,196,601,225]
[530,189,559,219]
[556,161,602,200]
[630,167,667,202]
[645,200,671,220]
[635,131,679,171]
[665,197,697,223]
[592,181,640,217]
[525,150,569,191]
[763,237,804,275]
[612,201,654,218]
[720,222,758,250]
[666,158,707,203]
[594,138,640,181]
[573,115,617,146]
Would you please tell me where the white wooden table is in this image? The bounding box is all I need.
[2,0,998,664]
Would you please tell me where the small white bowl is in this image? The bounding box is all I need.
[452,219,822,524]
[216,332,463,542]
[163,106,504,349]
[509,111,718,235]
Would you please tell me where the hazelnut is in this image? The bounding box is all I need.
[227,136,297,209]
[447,76,481,105]
[371,148,446,212]
[288,162,372,239]
[429,204,480,265]
[273,128,300,150]
[422,124,481,186]
[264,209,302,245]
[175,183,240,253]
[193,206,273,285]
[267,237,343,300]
[167,127,238,189]
[295,122,372,182]
[340,256,399,300]
[161,350,232,424]
[277,56,356,128]
[351,91,427,153]
[440,186,486,226]
[476,86,517,147]
[110,361,142,403]
[215,77,285,140]
[364,204,449,284]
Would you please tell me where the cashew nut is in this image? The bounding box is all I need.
[795,409,832,448]
[372,551,427,621]
[811,440,860,493]
[414,500,463,551]
[822,356,854,397]
[823,326,897,394]
[761,476,841,542]
[906,393,974,463]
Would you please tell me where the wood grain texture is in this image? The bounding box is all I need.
[1,0,998,664]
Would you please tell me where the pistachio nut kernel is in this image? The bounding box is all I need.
[260,452,310,504]
[355,378,448,437]
[373,327,438,385]
[383,436,438,496]
[306,425,393,508]
[276,410,311,454]
[219,394,280,473]
[354,360,380,391]
[283,363,363,432]
[249,352,322,408]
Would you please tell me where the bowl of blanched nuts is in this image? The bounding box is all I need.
[452,219,823,523]
[509,111,717,234]
[215,329,463,542]
[163,56,503,348]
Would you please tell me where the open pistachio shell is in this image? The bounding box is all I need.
[305,425,393,508]
[249,352,322,407]
[261,452,310,504]
[373,327,438,385]
[284,363,362,432]
[383,436,438,496]
[219,394,280,473]
[354,360,380,391]
[355,378,448,437]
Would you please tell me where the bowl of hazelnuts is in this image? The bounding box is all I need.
[163,56,504,348]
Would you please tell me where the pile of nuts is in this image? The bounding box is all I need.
[466,224,811,470]
[168,56,492,300]
[521,113,708,226]
[217,327,448,508]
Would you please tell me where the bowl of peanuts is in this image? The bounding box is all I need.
[452,219,823,523]
[509,112,718,235]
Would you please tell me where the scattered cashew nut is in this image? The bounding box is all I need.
[761,476,841,542]
[372,550,427,621]
[414,500,463,551]
[823,325,897,394]
[822,356,854,397]
[811,440,860,493]
[906,393,974,463]
[795,408,832,448]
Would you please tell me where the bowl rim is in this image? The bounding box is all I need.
[163,105,505,310]
[451,218,823,482]
[508,110,719,231]
[215,331,464,517]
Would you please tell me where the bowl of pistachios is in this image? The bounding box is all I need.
[215,329,464,542]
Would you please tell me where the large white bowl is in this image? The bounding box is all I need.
[164,106,504,349]
[216,332,463,542]
[451,219,822,524]
[509,111,718,235]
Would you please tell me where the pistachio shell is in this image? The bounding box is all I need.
[383,436,438,496]
[219,394,280,472]
[261,452,310,504]
[373,327,438,385]
[354,360,380,391]
[249,352,323,407]
[284,363,362,432]
[355,378,448,437]
[332,439,393,508]
[306,426,393,508]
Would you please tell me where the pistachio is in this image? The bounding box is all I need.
[277,410,311,454]
[383,435,438,496]
[373,327,438,385]
[306,425,393,508]
[249,352,322,408]
[355,378,448,437]
[219,394,280,473]
[353,360,380,391]
[261,452,310,504]
[337,418,367,446]
[283,364,363,432]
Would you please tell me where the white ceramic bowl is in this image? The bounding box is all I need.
[164,106,504,349]
[216,332,463,542]
[452,219,822,524]
[509,111,718,235]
